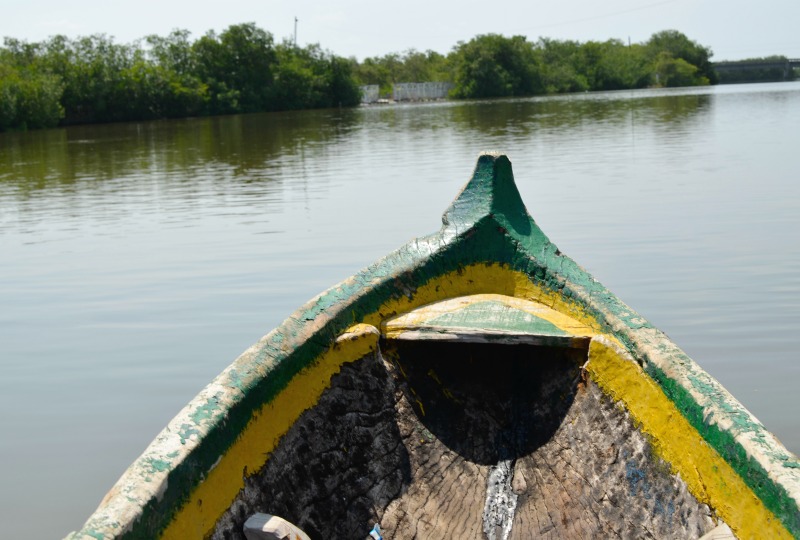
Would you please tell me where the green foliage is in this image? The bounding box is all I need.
[582,40,651,90]
[0,44,64,130]
[652,52,709,87]
[51,34,134,122]
[17,33,206,124]
[0,62,64,130]
[323,55,362,107]
[144,30,209,115]
[146,30,196,75]
[399,50,450,82]
[448,35,658,98]
[273,43,361,109]
[536,38,589,93]
[445,31,718,99]
[0,23,362,130]
[450,34,542,98]
[193,23,276,113]
[645,30,717,84]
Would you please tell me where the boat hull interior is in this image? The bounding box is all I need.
[212,338,717,539]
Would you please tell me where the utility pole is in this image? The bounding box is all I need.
[294,17,298,48]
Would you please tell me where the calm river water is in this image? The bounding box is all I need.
[2,82,799,538]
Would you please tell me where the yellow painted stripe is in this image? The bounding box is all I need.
[587,337,792,540]
[360,263,605,334]
[159,325,380,539]
[158,263,593,538]
[161,263,782,539]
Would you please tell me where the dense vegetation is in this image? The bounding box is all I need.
[0,23,361,131]
[355,30,716,98]
[1,25,720,131]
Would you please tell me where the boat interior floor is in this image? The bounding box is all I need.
[212,340,721,539]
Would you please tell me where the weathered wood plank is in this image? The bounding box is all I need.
[383,294,593,349]
[212,340,718,539]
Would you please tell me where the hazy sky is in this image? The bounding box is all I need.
[2,0,799,61]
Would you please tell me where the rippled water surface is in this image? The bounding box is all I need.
[2,82,799,538]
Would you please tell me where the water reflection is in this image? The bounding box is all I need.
[354,90,711,141]
[0,90,711,204]
[0,107,361,192]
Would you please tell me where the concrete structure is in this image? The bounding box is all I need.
[392,82,454,102]
[359,85,380,104]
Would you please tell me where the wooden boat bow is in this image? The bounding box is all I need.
[67,153,800,540]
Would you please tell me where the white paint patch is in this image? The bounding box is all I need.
[483,459,518,540]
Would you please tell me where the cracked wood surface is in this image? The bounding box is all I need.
[212,340,717,539]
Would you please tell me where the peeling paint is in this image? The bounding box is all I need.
[143,458,171,475]
[189,397,222,424]
[176,424,201,446]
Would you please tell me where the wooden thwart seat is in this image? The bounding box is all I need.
[381,294,593,349]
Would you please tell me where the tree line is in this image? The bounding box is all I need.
[0,23,361,131]
[1,25,718,131]
[355,30,716,98]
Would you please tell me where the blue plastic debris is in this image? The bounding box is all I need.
[369,523,383,540]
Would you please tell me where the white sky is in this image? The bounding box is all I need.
[2,0,799,62]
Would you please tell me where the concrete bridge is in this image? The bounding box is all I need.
[714,59,800,81]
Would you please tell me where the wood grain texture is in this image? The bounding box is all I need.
[212,340,717,539]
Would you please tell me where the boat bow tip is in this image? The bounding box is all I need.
[442,153,533,238]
